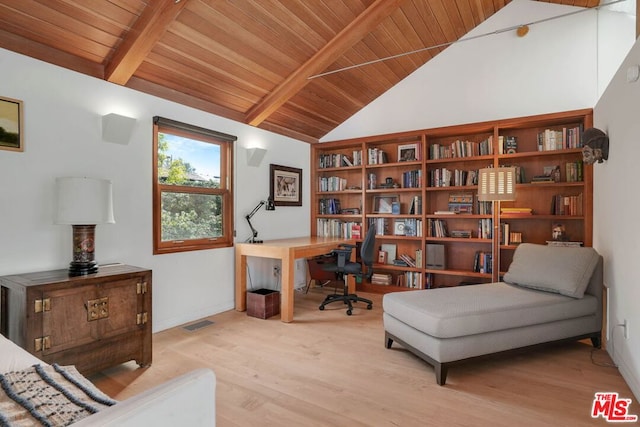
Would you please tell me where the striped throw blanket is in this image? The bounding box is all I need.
[0,364,117,427]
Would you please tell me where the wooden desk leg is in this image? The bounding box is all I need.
[281,252,294,323]
[235,248,247,312]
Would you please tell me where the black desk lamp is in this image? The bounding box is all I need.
[246,198,275,243]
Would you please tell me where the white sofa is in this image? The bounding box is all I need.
[0,333,216,426]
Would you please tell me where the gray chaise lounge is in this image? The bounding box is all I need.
[383,243,603,385]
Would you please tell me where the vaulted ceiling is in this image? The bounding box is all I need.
[0,0,600,143]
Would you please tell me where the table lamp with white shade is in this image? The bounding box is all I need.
[55,177,115,276]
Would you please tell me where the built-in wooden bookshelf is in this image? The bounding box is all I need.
[311,109,593,293]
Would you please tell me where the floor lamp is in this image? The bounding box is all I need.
[477,167,516,282]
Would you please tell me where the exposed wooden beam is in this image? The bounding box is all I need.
[245,0,406,127]
[105,0,190,85]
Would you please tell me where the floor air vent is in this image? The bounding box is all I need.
[183,319,214,331]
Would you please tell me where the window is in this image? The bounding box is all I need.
[153,117,235,254]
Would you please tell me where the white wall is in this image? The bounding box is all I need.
[323,0,603,142]
[593,37,640,400]
[0,48,310,332]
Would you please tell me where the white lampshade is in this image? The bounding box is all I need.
[55,177,115,225]
[477,167,517,202]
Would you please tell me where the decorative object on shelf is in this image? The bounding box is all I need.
[0,95,23,152]
[478,167,517,281]
[379,177,396,188]
[393,220,406,236]
[245,198,275,243]
[373,195,399,213]
[269,164,302,206]
[581,127,609,164]
[55,177,115,276]
[398,143,419,161]
[551,223,568,242]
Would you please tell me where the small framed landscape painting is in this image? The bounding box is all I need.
[270,164,302,206]
[0,96,23,152]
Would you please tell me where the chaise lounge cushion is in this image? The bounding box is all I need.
[503,243,600,298]
[382,282,598,339]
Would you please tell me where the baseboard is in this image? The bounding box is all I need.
[153,301,233,333]
[606,334,640,401]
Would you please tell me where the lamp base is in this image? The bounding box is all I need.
[68,261,99,276]
[69,224,99,276]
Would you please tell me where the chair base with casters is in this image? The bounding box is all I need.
[318,284,372,315]
[318,225,377,315]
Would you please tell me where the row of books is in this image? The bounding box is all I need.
[552,193,583,216]
[428,168,479,187]
[537,125,584,151]
[428,136,494,160]
[318,176,347,192]
[478,218,492,239]
[397,249,423,268]
[367,147,388,165]
[448,192,474,214]
[408,196,422,214]
[499,223,523,246]
[371,273,393,285]
[565,161,584,182]
[426,218,448,237]
[402,169,422,188]
[472,251,493,274]
[318,151,363,168]
[396,271,422,288]
[316,219,362,238]
[497,136,518,154]
[318,198,341,214]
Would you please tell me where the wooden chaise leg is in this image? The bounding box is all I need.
[385,336,393,349]
[591,334,602,349]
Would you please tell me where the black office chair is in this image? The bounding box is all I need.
[319,225,375,315]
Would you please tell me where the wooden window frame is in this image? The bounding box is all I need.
[152,117,235,254]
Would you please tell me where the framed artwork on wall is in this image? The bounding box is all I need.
[270,164,302,206]
[0,96,24,152]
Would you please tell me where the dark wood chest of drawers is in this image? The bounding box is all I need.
[0,264,152,375]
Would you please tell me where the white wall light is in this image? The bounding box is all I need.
[102,113,137,145]
[246,147,267,167]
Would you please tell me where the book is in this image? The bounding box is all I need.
[448,192,474,213]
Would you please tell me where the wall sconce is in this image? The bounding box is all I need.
[245,198,275,243]
[246,147,267,167]
[102,113,137,145]
[55,177,115,276]
[582,128,609,165]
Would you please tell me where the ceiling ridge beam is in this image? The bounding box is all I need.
[105,0,190,85]
[245,0,406,127]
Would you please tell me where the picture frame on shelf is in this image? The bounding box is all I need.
[398,143,419,162]
[0,96,24,152]
[270,164,302,206]
[373,195,399,213]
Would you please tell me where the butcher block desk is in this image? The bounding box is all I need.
[235,236,354,323]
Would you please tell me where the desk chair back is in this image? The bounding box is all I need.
[360,224,377,280]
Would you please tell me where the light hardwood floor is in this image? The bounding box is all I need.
[90,286,634,426]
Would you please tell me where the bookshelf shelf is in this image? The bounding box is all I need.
[311,108,593,292]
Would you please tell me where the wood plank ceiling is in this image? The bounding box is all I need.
[0,0,600,143]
